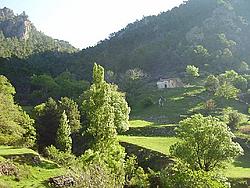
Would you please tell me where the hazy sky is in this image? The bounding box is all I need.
[1,0,185,49]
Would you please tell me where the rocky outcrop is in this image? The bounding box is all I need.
[0,7,32,40]
[0,162,18,176]
[48,175,76,187]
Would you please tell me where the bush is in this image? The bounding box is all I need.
[45,145,75,167]
[222,108,246,131]
[159,164,229,188]
[141,97,154,108]
[124,155,149,187]
[205,75,220,92]
[72,163,117,188]
[129,167,149,188]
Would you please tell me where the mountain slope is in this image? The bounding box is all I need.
[1,0,250,105]
[0,7,77,59]
[69,0,250,79]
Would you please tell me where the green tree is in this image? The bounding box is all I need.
[31,74,60,103]
[55,71,89,99]
[205,75,220,92]
[160,164,228,188]
[186,65,199,78]
[34,98,60,152]
[82,64,130,136]
[219,70,248,91]
[58,97,81,133]
[215,82,239,99]
[81,63,129,186]
[56,111,72,152]
[0,75,36,147]
[170,114,243,171]
[222,108,245,131]
[124,155,149,187]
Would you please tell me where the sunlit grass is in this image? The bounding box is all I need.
[0,146,37,156]
[129,120,176,128]
[0,146,64,188]
[225,164,250,178]
[118,135,179,155]
[119,135,250,178]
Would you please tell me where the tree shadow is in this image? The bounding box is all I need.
[2,153,58,169]
[233,138,250,168]
[123,125,176,137]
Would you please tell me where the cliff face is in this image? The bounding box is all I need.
[0,7,32,40]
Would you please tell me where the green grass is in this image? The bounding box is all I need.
[0,146,37,156]
[0,165,64,188]
[0,146,65,188]
[130,86,248,123]
[119,134,250,178]
[225,164,250,178]
[126,85,250,179]
[129,120,176,128]
[129,120,154,127]
[118,135,179,155]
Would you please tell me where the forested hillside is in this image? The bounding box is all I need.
[1,1,250,186]
[1,0,250,104]
[70,0,250,79]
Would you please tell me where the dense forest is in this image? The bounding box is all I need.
[0,0,250,187]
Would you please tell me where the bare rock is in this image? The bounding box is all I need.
[0,7,32,40]
[48,175,76,188]
[0,162,18,176]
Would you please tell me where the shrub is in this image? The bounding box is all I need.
[45,145,75,167]
[205,75,220,92]
[222,108,246,131]
[159,164,229,188]
[72,163,117,188]
[141,97,154,108]
[124,155,149,187]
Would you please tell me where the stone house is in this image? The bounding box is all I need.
[157,78,184,89]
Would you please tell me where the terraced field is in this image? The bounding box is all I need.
[0,146,64,188]
[119,119,250,179]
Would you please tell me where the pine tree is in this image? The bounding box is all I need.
[58,97,81,133]
[56,111,72,152]
[35,98,60,152]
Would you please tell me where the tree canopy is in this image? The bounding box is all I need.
[0,75,35,147]
[170,114,243,171]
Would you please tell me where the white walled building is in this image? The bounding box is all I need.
[157,78,184,89]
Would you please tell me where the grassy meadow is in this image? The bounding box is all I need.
[119,109,250,179]
[0,146,64,188]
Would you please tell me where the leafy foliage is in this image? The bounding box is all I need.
[35,97,80,152]
[58,97,81,133]
[222,107,246,131]
[56,111,72,152]
[170,114,243,171]
[34,98,60,152]
[30,72,89,104]
[0,75,35,147]
[80,64,131,186]
[124,155,149,187]
[159,164,229,188]
[215,82,240,99]
[186,65,199,78]
[205,75,220,92]
[45,145,75,167]
[82,63,130,137]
